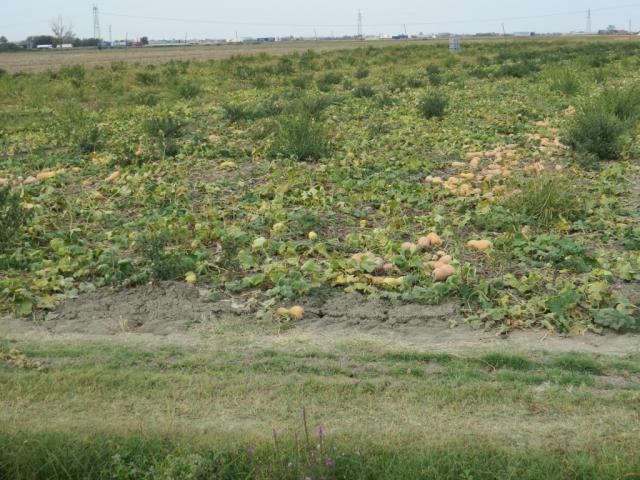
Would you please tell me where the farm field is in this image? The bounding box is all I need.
[0,36,634,74]
[0,39,407,74]
[1,37,640,477]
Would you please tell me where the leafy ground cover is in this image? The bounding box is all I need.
[1,38,639,334]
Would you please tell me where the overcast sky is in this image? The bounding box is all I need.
[2,1,639,41]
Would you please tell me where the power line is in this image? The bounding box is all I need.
[587,9,592,34]
[1,2,638,33]
[98,3,640,29]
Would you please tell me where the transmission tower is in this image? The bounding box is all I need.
[93,4,101,41]
[586,9,592,34]
[357,10,363,40]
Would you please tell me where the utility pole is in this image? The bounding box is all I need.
[586,9,592,34]
[403,23,408,41]
[357,10,363,40]
[502,23,506,36]
[93,4,101,41]
[108,25,112,45]
[314,28,318,42]
[629,19,632,34]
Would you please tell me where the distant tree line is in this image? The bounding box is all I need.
[1,16,104,51]
[0,34,103,50]
[0,36,21,52]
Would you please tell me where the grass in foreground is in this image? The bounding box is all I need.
[2,430,639,480]
[1,332,639,479]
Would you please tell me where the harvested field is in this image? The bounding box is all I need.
[1,36,640,478]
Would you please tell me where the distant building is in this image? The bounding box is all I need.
[514,32,536,37]
[36,44,53,49]
[61,43,73,49]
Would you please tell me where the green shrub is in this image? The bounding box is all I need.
[355,67,370,79]
[504,173,585,228]
[316,72,343,91]
[143,114,184,158]
[405,76,425,89]
[135,71,160,86]
[222,100,282,122]
[566,104,625,160]
[139,232,197,281]
[75,125,103,154]
[418,91,448,119]
[276,57,295,75]
[58,105,103,154]
[353,84,376,98]
[376,92,395,108]
[425,64,443,86]
[143,115,183,140]
[222,102,257,122]
[601,86,640,122]
[0,187,31,251]
[272,114,330,161]
[291,94,338,118]
[58,65,86,88]
[498,61,540,78]
[549,69,580,96]
[174,80,201,99]
[128,91,159,106]
[290,74,313,89]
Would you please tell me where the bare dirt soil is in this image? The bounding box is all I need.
[2,282,638,355]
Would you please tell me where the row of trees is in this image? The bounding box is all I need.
[0,34,101,51]
[1,16,115,50]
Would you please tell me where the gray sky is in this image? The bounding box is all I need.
[2,1,639,41]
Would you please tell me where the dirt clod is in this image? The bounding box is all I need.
[41,282,225,335]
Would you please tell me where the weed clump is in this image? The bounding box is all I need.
[139,232,197,281]
[418,91,448,119]
[567,103,626,160]
[549,69,580,96]
[567,86,640,160]
[353,84,375,98]
[135,71,160,86]
[425,64,443,86]
[316,72,343,92]
[355,67,370,79]
[601,86,640,122]
[505,173,585,228]
[143,114,184,158]
[272,114,330,161]
[0,187,31,251]
[174,80,200,99]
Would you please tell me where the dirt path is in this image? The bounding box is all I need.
[2,282,638,355]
